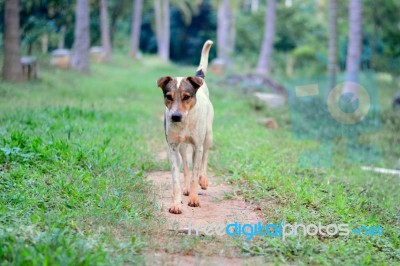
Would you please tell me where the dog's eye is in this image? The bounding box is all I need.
[182,95,191,101]
[166,95,173,101]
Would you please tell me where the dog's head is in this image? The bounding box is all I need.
[156,76,204,123]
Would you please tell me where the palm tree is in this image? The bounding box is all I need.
[154,0,170,61]
[71,0,90,72]
[217,0,230,64]
[345,0,362,83]
[2,0,23,82]
[256,0,276,76]
[215,0,239,66]
[100,0,112,61]
[58,25,66,49]
[328,0,338,90]
[129,0,143,59]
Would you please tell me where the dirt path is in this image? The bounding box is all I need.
[144,151,268,265]
[146,170,260,230]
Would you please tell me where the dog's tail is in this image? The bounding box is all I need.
[195,40,213,79]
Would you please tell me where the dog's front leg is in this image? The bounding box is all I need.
[169,144,182,214]
[179,144,190,196]
[188,145,203,207]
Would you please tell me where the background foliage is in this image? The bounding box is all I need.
[0,0,399,75]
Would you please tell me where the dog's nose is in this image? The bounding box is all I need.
[171,113,182,122]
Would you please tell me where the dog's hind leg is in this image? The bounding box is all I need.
[199,131,212,190]
[179,144,190,196]
[168,145,183,214]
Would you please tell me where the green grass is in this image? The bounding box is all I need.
[0,55,399,265]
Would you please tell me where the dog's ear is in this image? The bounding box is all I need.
[157,76,172,89]
[186,76,204,91]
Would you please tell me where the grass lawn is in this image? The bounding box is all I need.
[0,55,399,265]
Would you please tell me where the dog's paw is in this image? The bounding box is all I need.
[199,175,208,190]
[169,203,183,214]
[183,188,190,196]
[188,196,200,207]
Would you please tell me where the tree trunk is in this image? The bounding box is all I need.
[286,53,294,76]
[251,0,260,12]
[343,0,362,100]
[328,0,338,90]
[58,25,66,49]
[154,0,169,61]
[161,0,170,61]
[2,0,23,82]
[154,0,162,58]
[27,43,33,55]
[217,0,230,64]
[129,0,143,59]
[71,0,90,73]
[41,33,49,54]
[345,0,362,83]
[100,0,112,61]
[256,0,276,76]
[228,7,236,58]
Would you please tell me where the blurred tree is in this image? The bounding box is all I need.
[2,0,23,82]
[21,16,54,55]
[172,0,200,25]
[109,0,129,43]
[51,1,75,50]
[364,0,400,76]
[256,0,276,76]
[216,0,230,64]
[129,0,143,58]
[41,33,48,53]
[215,0,238,66]
[71,0,90,72]
[16,0,74,52]
[99,0,112,61]
[19,0,60,54]
[345,0,362,83]
[169,1,216,65]
[0,0,397,75]
[328,0,338,89]
[154,0,170,61]
[250,0,260,12]
[58,25,66,49]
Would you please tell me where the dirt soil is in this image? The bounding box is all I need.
[144,151,270,266]
[146,170,260,230]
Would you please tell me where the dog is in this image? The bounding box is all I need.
[156,40,214,214]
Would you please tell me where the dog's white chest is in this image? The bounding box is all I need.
[166,123,195,145]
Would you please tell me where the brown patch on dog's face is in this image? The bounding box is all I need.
[156,76,204,122]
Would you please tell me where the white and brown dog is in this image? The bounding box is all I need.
[156,40,214,214]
